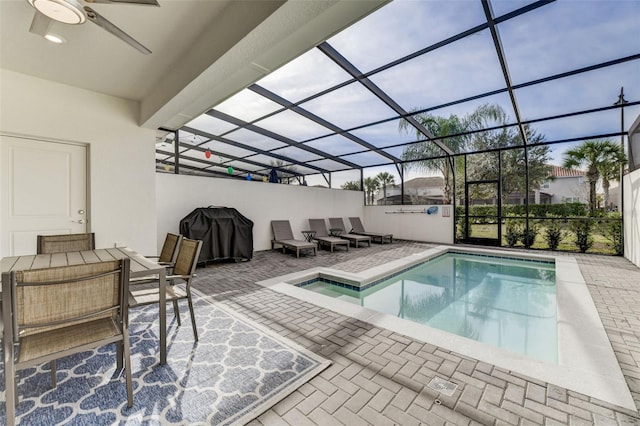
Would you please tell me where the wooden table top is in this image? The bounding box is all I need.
[1,247,163,279]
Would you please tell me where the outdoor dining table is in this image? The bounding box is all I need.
[1,247,169,365]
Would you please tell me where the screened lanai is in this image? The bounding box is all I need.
[156,0,640,253]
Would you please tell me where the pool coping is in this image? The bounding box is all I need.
[256,245,636,411]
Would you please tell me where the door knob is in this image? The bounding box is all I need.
[74,219,86,224]
[78,209,85,214]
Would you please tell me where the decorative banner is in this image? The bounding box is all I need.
[227,166,234,175]
[205,150,211,159]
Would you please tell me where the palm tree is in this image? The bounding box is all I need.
[399,104,507,204]
[341,181,361,191]
[598,148,627,209]
[363,177,380,205]
[375,172,395,205]
[562,139,626,215]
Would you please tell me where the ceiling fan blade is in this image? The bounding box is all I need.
[84,6,151,54]
[85,0,159,6]
[29,11,53,36]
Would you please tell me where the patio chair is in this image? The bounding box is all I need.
[308,219,349,252]
[2,259,133,425]
[146,232,183,271]
[37,232,96,254]
[129,238,203,341]
[328,218,371,248]
[349,217,393,244]
[271,220,317,258]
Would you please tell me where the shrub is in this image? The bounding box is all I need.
[456,216,468,241]
[505,220,522,247]
[521,223,539,248]
[604,216,623,256]
[544,219,564,250]
[571,219,593,253]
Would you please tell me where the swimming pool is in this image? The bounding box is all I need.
[257,245,635,410]
[298,252,557,363]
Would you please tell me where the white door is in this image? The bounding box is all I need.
[1,135,88,256]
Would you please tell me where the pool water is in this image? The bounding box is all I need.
[301,253,557,363]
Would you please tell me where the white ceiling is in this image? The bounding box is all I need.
[0,0,388,130]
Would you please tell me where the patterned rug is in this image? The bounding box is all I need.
[0,289,330,425]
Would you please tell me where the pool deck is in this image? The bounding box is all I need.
[195,241,640,425]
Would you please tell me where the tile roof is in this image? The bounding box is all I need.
[550,165,585,178]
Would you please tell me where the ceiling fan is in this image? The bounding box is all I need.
[26,0,158,54]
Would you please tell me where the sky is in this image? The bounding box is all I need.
[176,0,640,188]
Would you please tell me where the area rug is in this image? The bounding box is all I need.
[0,289,330,425]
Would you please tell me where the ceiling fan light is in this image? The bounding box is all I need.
[44,33,66,43]
[28,0,85,25]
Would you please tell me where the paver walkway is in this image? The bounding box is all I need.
[194,241,640,425]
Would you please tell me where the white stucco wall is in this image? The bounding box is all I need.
[548,176,587,204]
[363,205,454,244]
[623,169,640,267]
[155,173,365,252]
[0,69,157,256]
[156,174,455,253]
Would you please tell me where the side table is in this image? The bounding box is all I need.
[301,230,316,242]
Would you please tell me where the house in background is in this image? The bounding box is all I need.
[536,165,588,204]
[375,177,445,205]
[374,167,592,207]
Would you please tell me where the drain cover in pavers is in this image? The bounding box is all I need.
[427,377,458,396]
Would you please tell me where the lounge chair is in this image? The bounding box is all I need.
[308,219,349,252]
[328,218,371,248]
[271,220,317,258]
[348,217,393,244]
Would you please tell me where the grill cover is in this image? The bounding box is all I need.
[179,207,253,263]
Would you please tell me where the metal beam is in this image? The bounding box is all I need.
[249,84,399,164]
[156,158,232,178]
[168,143,303,177]
[318,42,454,156]
[174,129,180,174]
[206,110,362,170]
[180,125,329,174]
[361,1,555,79]
[156,142,304,176]
[291,53,640,148]
[395,163,405,204]
[378,100,640,156]
[481,0,528,146]
[157,148,265,178]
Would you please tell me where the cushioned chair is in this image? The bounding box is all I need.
[37,232,96,254]
[2,259,133,426]
[328,218,371,248]
[349,217,393,244]
[129,238,202,341]
[271,220,317,258]
[308,219,349,252]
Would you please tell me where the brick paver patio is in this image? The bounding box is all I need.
[194,241,640,425]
